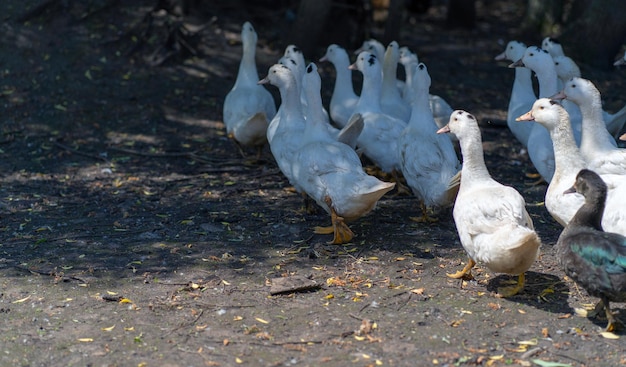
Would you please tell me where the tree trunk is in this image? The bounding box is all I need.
[558,0,626,69]
[288,0,332,57]
[521,0,563,36]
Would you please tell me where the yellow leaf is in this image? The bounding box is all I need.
[376,360,383,365]
[255,317,269,324]
[364,256,378,261]
[101,325,115,331]
[489,355,504,360]
[324,294,334,299]
[124,327,135,331]
[354,335,365,341]
[13,295,31,303]
[233,316,243,321]
[312,266,325,270]
[600,331,620,339]
[394,257,406,261]
[106,291,118,295]
[235,357,243,364]
[222,280,231,285]
[574,308,588,317]
[410,288,425,295]
[78,338,93,342]
[119,298,133,304]
[518,338,538,346]
[518,309,526,314]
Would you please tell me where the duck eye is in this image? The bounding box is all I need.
[529,53,534,57]
[571,84,576,88]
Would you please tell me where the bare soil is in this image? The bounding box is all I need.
[1,1,625,366]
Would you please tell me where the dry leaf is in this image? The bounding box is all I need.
[600,331,619,339]
[12,295,31,304]
[101,325,115,331]
[410,288,425,295]
[78,338,93,342]
[255,317,269,324]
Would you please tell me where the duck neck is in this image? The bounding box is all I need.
[568,197,605,231]
[332,55,357,99]
[409,87,431,127]
[513,67,534,95]
[459,131,492,183]
[547,116,586,172]
[236,40,259,87]
[356,70,383,112]
[279,78,304,122]
[382,58,399,96]
[535,66,559,98]
[578,95,616,153]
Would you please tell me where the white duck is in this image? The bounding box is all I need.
[319,44,359,128]
[259,64,306,191]
[437,110,541,297]
[552,77,625,175]
[302,63,363,150]
[280,45,331,125]
[542,37,565,58]
[510,46,583,182]
[223,22,276,151]
[355,39,385,61]
[553,56,626,137]
[398,63,461,222]
[260,63,394,244]
[349,51,407,177]
[381,41,411,121]
[399,46,454,130]
[516,98,626,235]
[494,40,536,148]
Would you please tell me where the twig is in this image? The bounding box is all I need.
[52,140,109,162]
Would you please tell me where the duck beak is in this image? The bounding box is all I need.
[494,51,506,61]
[563,185,577,195]
[258,76,269,85]
[436,125,450,134]
[620,133,626,141]
[516,110,534,122]
[348,62,357,70]
[319,55,328,62]
[509,59,524,68]
[550,90,567,101]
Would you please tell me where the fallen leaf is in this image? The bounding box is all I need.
[531,359,572,367]
[12,295,31,303]
[410,288,425,295]
[78,338,94,342]
[255,317,269,324]
[574,308,588,317]
[101,325,115,331]
[600,331,619,339]
[518,338,538,346]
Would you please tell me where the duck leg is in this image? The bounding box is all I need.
[497,273,525,297]
[446,258,476,280]
[599,297,623,332]
[392,169,411,195]
[313,196,354,244]
[410,201,439,223]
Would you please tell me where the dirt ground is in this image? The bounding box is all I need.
[1,1,625,366]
